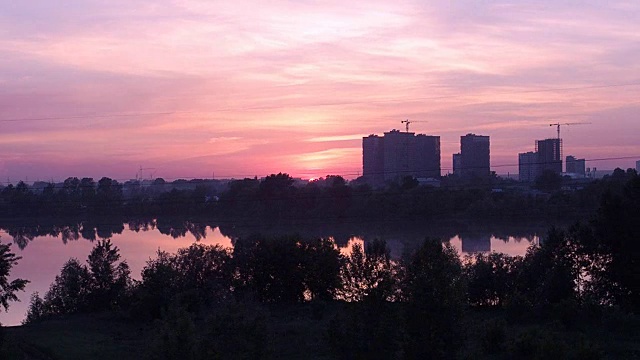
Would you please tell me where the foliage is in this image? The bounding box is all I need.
[511,228,582,319]
[479,319,507,355]
[25,240,132,322]
[3,169,636,224]
[135,244,232,318]
[148,304,198,360]
[87,240,131,310]
[327,301,401,360]
[232,235,343,303]
[339,239,397,302]
[0,241,28,312]
[535,170,563,191]
[42,258,92,315]
[464,252,520,307]
[588,174,640,310]
[23,292,46,325]
[401,239,466,359]
[148,301,269,360]
[197,302,269,359]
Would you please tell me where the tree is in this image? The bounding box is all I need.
[535,170,563,192]
[233,235,307,303]
[95,177,123,214]
[232,235,343,303]
[42,258,92,315]
[464,252,520,307]
[172,243,232,306]
[589,174,640,310]
[300,238,343,301]
[0,241,28,312]
[26,240,132,321]
[87,239,131,310]
[339,239,396,302]
[401,239,465,359]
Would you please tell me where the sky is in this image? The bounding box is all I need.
[1,0,639,181]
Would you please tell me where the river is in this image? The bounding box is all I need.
[0,220,543,326]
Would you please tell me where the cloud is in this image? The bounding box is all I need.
[1,1,639,179]
[208,136,241,143]
[306,134,366,143]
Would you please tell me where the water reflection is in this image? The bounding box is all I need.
[0,219,545,326]
[0,218,544,254]
[448,235,539,258]
[0,218,216,250]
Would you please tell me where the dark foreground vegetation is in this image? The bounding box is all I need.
[1,169,638,224]
[0,172,638,359]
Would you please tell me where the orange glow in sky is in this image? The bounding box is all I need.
[1,1,639,181]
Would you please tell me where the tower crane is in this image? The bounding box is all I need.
[400,119,428,133]
[549,122,591,139]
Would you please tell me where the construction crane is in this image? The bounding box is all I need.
[549,122,591,139]
[400,119,428,133]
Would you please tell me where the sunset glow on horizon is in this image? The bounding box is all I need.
[2,1,639,181]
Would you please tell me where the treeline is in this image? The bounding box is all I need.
[0,217,212,250]
[18,173,640,359]
[0,177,213,218]
[1,169,637,222]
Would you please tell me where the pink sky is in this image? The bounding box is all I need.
[1,1,639,181]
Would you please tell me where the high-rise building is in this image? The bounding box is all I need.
[412,134,441,179]
[566,155,586,177]
[362,135,384,186]
[519,152,539,182]
[382,130,413,181]
[636,160,640,173]
[452,153,462,176]
[536,138,562,175]
[458,134,490,178]
[362,129,441,185]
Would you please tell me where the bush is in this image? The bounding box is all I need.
[198,302,269,360]
[327,302,400,360]
[147,301,269,360]
[148,304,198,360]
[480,319,507,355]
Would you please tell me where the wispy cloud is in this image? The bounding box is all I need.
[305,134,366,143]
[1,0,639,179]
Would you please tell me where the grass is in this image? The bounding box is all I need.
[3,313,151,360]
[2,304,639,360]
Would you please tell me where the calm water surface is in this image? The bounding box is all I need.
[0,223,540,326]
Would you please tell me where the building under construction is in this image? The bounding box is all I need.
[536,138,563,174]
[453,134,491,178]
[363,129,440,186]
[518,138,563,182]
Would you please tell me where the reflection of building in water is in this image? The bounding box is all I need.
[459,234,491,253]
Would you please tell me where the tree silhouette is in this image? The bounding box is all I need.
[0,241,28,312]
